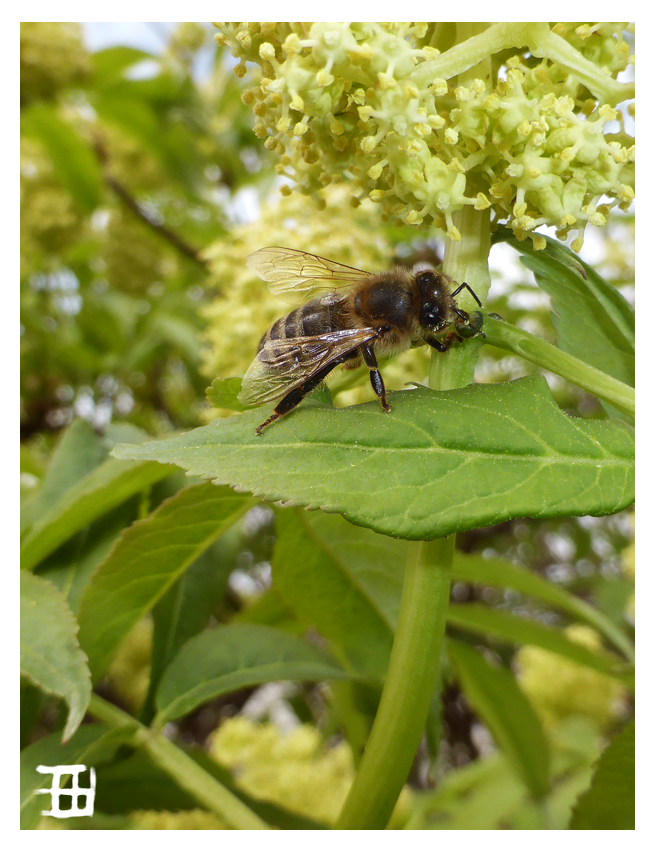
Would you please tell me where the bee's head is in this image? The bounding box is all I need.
[415,269,450,331]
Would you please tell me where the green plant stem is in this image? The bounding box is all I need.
[412,22,633,105]
[337,33,495,829]
[87,694,269,830]
[335,537,454,829]
[482,316,635,419]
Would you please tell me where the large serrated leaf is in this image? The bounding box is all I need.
[154,623,349,725]
[77,483,255,678]
[113,376,634,540]
[448,640,550,800]
[20,572,91,743]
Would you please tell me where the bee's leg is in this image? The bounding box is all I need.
[451,282,483,308]
[361,345,392,412]
[256,362,339,435]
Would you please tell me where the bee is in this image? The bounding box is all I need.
[240,247,485,434]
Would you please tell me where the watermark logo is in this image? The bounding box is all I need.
[36,765,96,818]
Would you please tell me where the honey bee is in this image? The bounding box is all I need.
[240,247,485,434]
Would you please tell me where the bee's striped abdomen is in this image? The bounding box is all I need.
[258,297,341,351]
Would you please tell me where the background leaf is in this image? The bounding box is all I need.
[495,229,634,411]
[76,483,255,678]
[20,455,173,570]
[155,623,349,724]
[20,572,91,742]
[20,724,130,829]
[570,720,634,829]
[22,102,103,212]
[272,509,395,678]
[448,604,631,685]
[448,640,550,799]
[142,532,241,720]
[451,552,634,660]
[113,376,634,540]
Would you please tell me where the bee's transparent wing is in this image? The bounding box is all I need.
[247,247,371,304]
[238,327,379,406]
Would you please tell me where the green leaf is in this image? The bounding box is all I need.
[20,456,173,571]
[452,552,634,661]
[91,46,154,88]
[36,500,138,615]
[20,725,130,829]
[20,572,91,743]
[570,720,634,829]
[113,376,634,540]
[154,623,349,725]
[272,509,395,678]
[207,376,249,411]
[448,640,550,800]
[77,483,255,678]
[143,534,238,721]
[448,603,632,685]
[21,103,103,212]
[494,229,634,394]
[21,420,108,537]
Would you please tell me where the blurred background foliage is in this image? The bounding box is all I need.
[21,23,634,830]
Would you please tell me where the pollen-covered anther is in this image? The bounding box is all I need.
[431,79,448,96]
[360,136,378,153]
[404,209,419,224]
[378,72,396,90]
[258,42,276,61]
[560,214,577,227]
[317,69,334,87]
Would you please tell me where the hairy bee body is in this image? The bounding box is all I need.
[240,248,484,434]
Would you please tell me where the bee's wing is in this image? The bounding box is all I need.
[247,247,372,304]
[238,327,379,406]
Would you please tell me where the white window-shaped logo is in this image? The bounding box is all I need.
[36,765,96,818]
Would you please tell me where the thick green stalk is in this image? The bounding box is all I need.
[338,29,495,830]
[335,537,454,829]
[88,694,269,830]
[483,316,635,419]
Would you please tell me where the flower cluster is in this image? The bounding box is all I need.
[516,625,627,730]
[20,22,90,102]
[209,716,412,826]
[215,22,634,250]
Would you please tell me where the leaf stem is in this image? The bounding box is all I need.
[87,694,269,830]
[482,316,635,419]
[335,537,454,829]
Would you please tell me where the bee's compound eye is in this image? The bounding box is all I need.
[421,301,443,327]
